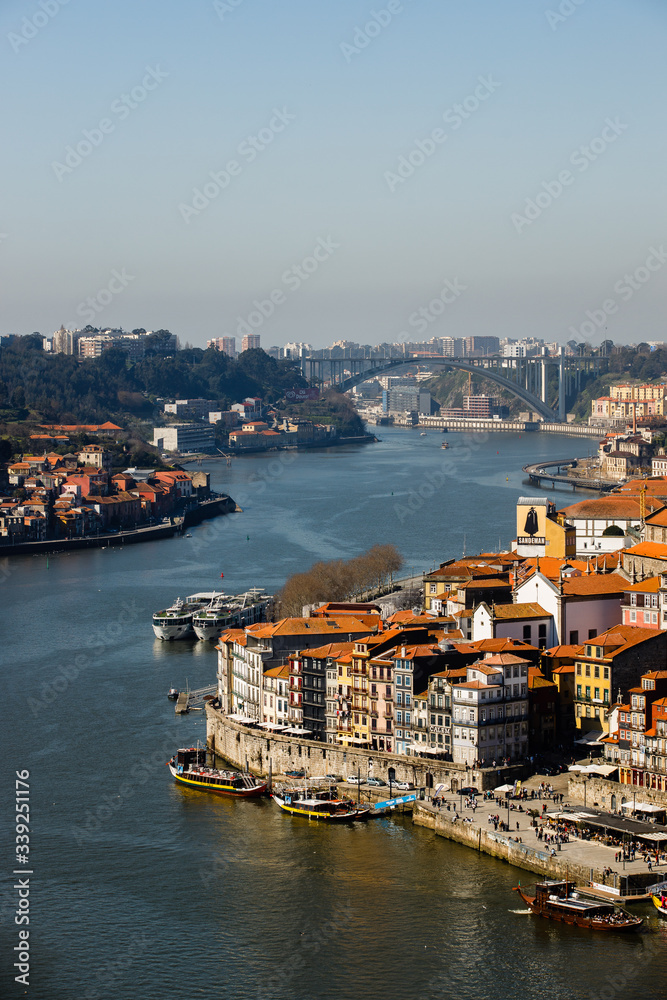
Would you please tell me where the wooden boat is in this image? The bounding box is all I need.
[273,791,370,822]
[651,894,667,918]
[513,880,643,932]
[167,746,267,797]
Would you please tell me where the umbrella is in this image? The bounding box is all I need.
[495,783,514,793]
[568,764,584,771]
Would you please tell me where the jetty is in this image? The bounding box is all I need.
[522,459,616,492]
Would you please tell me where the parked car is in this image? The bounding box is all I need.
[395,781,414,790]
[366,777,387,787]
[346,775,364,784]
[459,786,478,796]
[325,773,343,782]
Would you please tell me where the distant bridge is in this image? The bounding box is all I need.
[301,353,604,423]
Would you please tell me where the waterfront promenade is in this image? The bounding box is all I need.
[417,771,665,894]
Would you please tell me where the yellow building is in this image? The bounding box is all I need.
[515,498,576,560]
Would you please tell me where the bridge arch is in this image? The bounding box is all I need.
[335,358,558,422]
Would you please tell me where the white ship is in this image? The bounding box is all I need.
[152,592,224,641]
[192,589,273,641]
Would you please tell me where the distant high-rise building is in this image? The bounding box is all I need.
[207,336,237,357]
[52,326,80,355]
[242,334,261,352]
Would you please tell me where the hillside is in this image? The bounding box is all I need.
[0,337,307,427]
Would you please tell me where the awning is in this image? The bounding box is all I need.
[257,722,287,730]
[581,764,618,777]
[640,831,667,842]
[568,764,584,772]
[415,746,440,755]
[622,802,665,813]
[283,727,312,735]
[335,734,368,743]
[575,732,605,745]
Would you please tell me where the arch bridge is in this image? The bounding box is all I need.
[301,353,604,422]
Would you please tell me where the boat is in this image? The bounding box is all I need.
[651,893,667,918]
[166,746,267,797]
[419,432,427,437]
[273,788,370,822]
[192,588,273,641]
[441,441,449,449]
[152,591,225,640]
[513,880,643,932]
[167,687,179,700]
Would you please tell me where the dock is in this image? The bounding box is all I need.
[175,684,217,714]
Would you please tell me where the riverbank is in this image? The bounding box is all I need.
[0,494,237,557]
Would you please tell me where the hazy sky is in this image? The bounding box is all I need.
[2,0,666,349]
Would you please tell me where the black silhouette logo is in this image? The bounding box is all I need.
[524,507,539,536]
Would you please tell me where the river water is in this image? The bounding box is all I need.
[2,427,666,1000]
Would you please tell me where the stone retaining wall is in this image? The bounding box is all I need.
[413,803,604,884]
[568,775,667,811]
[205,706,527,791]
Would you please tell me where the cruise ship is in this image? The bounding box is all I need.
[192,589,273,640]
[152,592,224,640]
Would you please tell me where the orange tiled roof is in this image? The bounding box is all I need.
[562,574,628,597]
[623,542,667,560]
[479,652,532,665]
[625,576,661,593]
[491,603,549,620]
[578,624,662,657]
[558,497,657,519]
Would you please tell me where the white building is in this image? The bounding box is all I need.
[261,664,290,725]
[557,497,648,556]
[472,602,554,649]
[152,423,215,453]
[452,654,529,766]
[514,568,627,646]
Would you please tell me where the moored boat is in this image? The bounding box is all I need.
[167,687,179,700]
[167,746,267,797]
[513,880,643,932]
[152,591,224,640]
[273,792,370,822]
[652,893,667,918]
[192,588,273,641]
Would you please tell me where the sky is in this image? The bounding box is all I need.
[1,0,666,350]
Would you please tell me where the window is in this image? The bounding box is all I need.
[585,664,591,677]
[523,625,531,640]
[585,686,591,699]
[588,629,597,639]
[405,712,411,725]
[570,630,579,645]
[630,610,637,623]
[396,692,402,706]
[396,711,402,723]
[538,624,546,638]
[430,714,436,725]
[437,694,443,709]
[405,694,411,707]
[594,665,600,678]
[603,667,609,680]
[396,675,402,686]
[576,663,582,675]
[594,687,600,700]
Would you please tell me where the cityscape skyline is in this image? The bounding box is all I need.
[2,1,666,350]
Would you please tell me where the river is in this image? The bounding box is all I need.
[2,427,666,1000]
